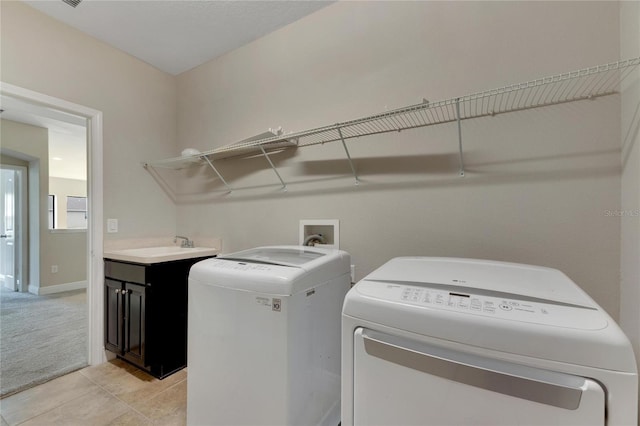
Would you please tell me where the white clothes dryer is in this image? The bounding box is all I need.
[342,257,637,426]
[188,246,351,426]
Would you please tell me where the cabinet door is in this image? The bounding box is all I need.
[104,279,123,353]
[123,282,146,366]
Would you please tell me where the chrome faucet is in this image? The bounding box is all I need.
[174,235,194,248]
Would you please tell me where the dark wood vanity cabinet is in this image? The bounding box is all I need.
[104,256,212,379]
[105,279,146,366]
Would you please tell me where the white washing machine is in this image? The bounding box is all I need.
[188,246,351,426]
[342,257,638,426]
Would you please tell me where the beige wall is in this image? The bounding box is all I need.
[620,0,640,414]
[0,1,177,241]
[176,1,623,317]
[44,230,87,288]
[48,177,88,288]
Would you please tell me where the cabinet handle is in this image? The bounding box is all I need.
[114,289,120,294]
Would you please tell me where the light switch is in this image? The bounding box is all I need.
[107,218,118,233]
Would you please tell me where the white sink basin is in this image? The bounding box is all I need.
[104,246,219,264]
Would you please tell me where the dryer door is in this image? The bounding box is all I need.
[352,328,605,426]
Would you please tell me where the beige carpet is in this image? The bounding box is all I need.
[0,287,88,397]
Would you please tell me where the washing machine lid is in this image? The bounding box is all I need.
[219,246,326,267]
[189,246,350,295]
[343,257,637,372]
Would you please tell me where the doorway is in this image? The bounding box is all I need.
[0,83,104,372]
[0,113,91,396]
[0,165,26,292]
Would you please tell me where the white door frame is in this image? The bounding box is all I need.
[0,164,27,292]
[1,82,104,366]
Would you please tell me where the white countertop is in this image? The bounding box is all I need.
[104,245,219,264]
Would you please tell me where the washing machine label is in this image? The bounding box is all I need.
[256,297,270,307]
[272,298,282,312]
[255,296,282,312]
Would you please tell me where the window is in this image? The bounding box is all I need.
[48,195,56,229]
[66,196,87,229]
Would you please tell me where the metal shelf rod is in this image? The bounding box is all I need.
[202,156,232,192]
[259,145,287,191]
[455,98,465,177]
[337,127,359,185]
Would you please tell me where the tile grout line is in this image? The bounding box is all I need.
[78,369,155,423]
[78,368,188,423]
[4,376,92,426]
[117,376,189,423]
[2,366,186,426]
[7,382,80,426]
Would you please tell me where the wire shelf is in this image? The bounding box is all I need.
[144,57,639,188]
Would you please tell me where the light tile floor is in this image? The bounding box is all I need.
[0,359,187,425]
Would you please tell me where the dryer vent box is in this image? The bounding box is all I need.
[299,220,339,249]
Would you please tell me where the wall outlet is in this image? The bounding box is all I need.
[51,265,58,273]
[107,218,118,233]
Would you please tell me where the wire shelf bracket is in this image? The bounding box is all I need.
[260,145,287,191]
[337,127,359,185]
[455,98,465,177]
[202,155,232,192]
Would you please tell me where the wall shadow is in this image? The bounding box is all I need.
[172,148,620,205]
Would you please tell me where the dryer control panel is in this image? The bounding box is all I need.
[356,280,608,330]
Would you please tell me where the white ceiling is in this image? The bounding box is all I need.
[23,0,333,75]
[3,0,332,181]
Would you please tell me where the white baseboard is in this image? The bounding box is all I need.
[1,277,15,290]
[30,280,88,295]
